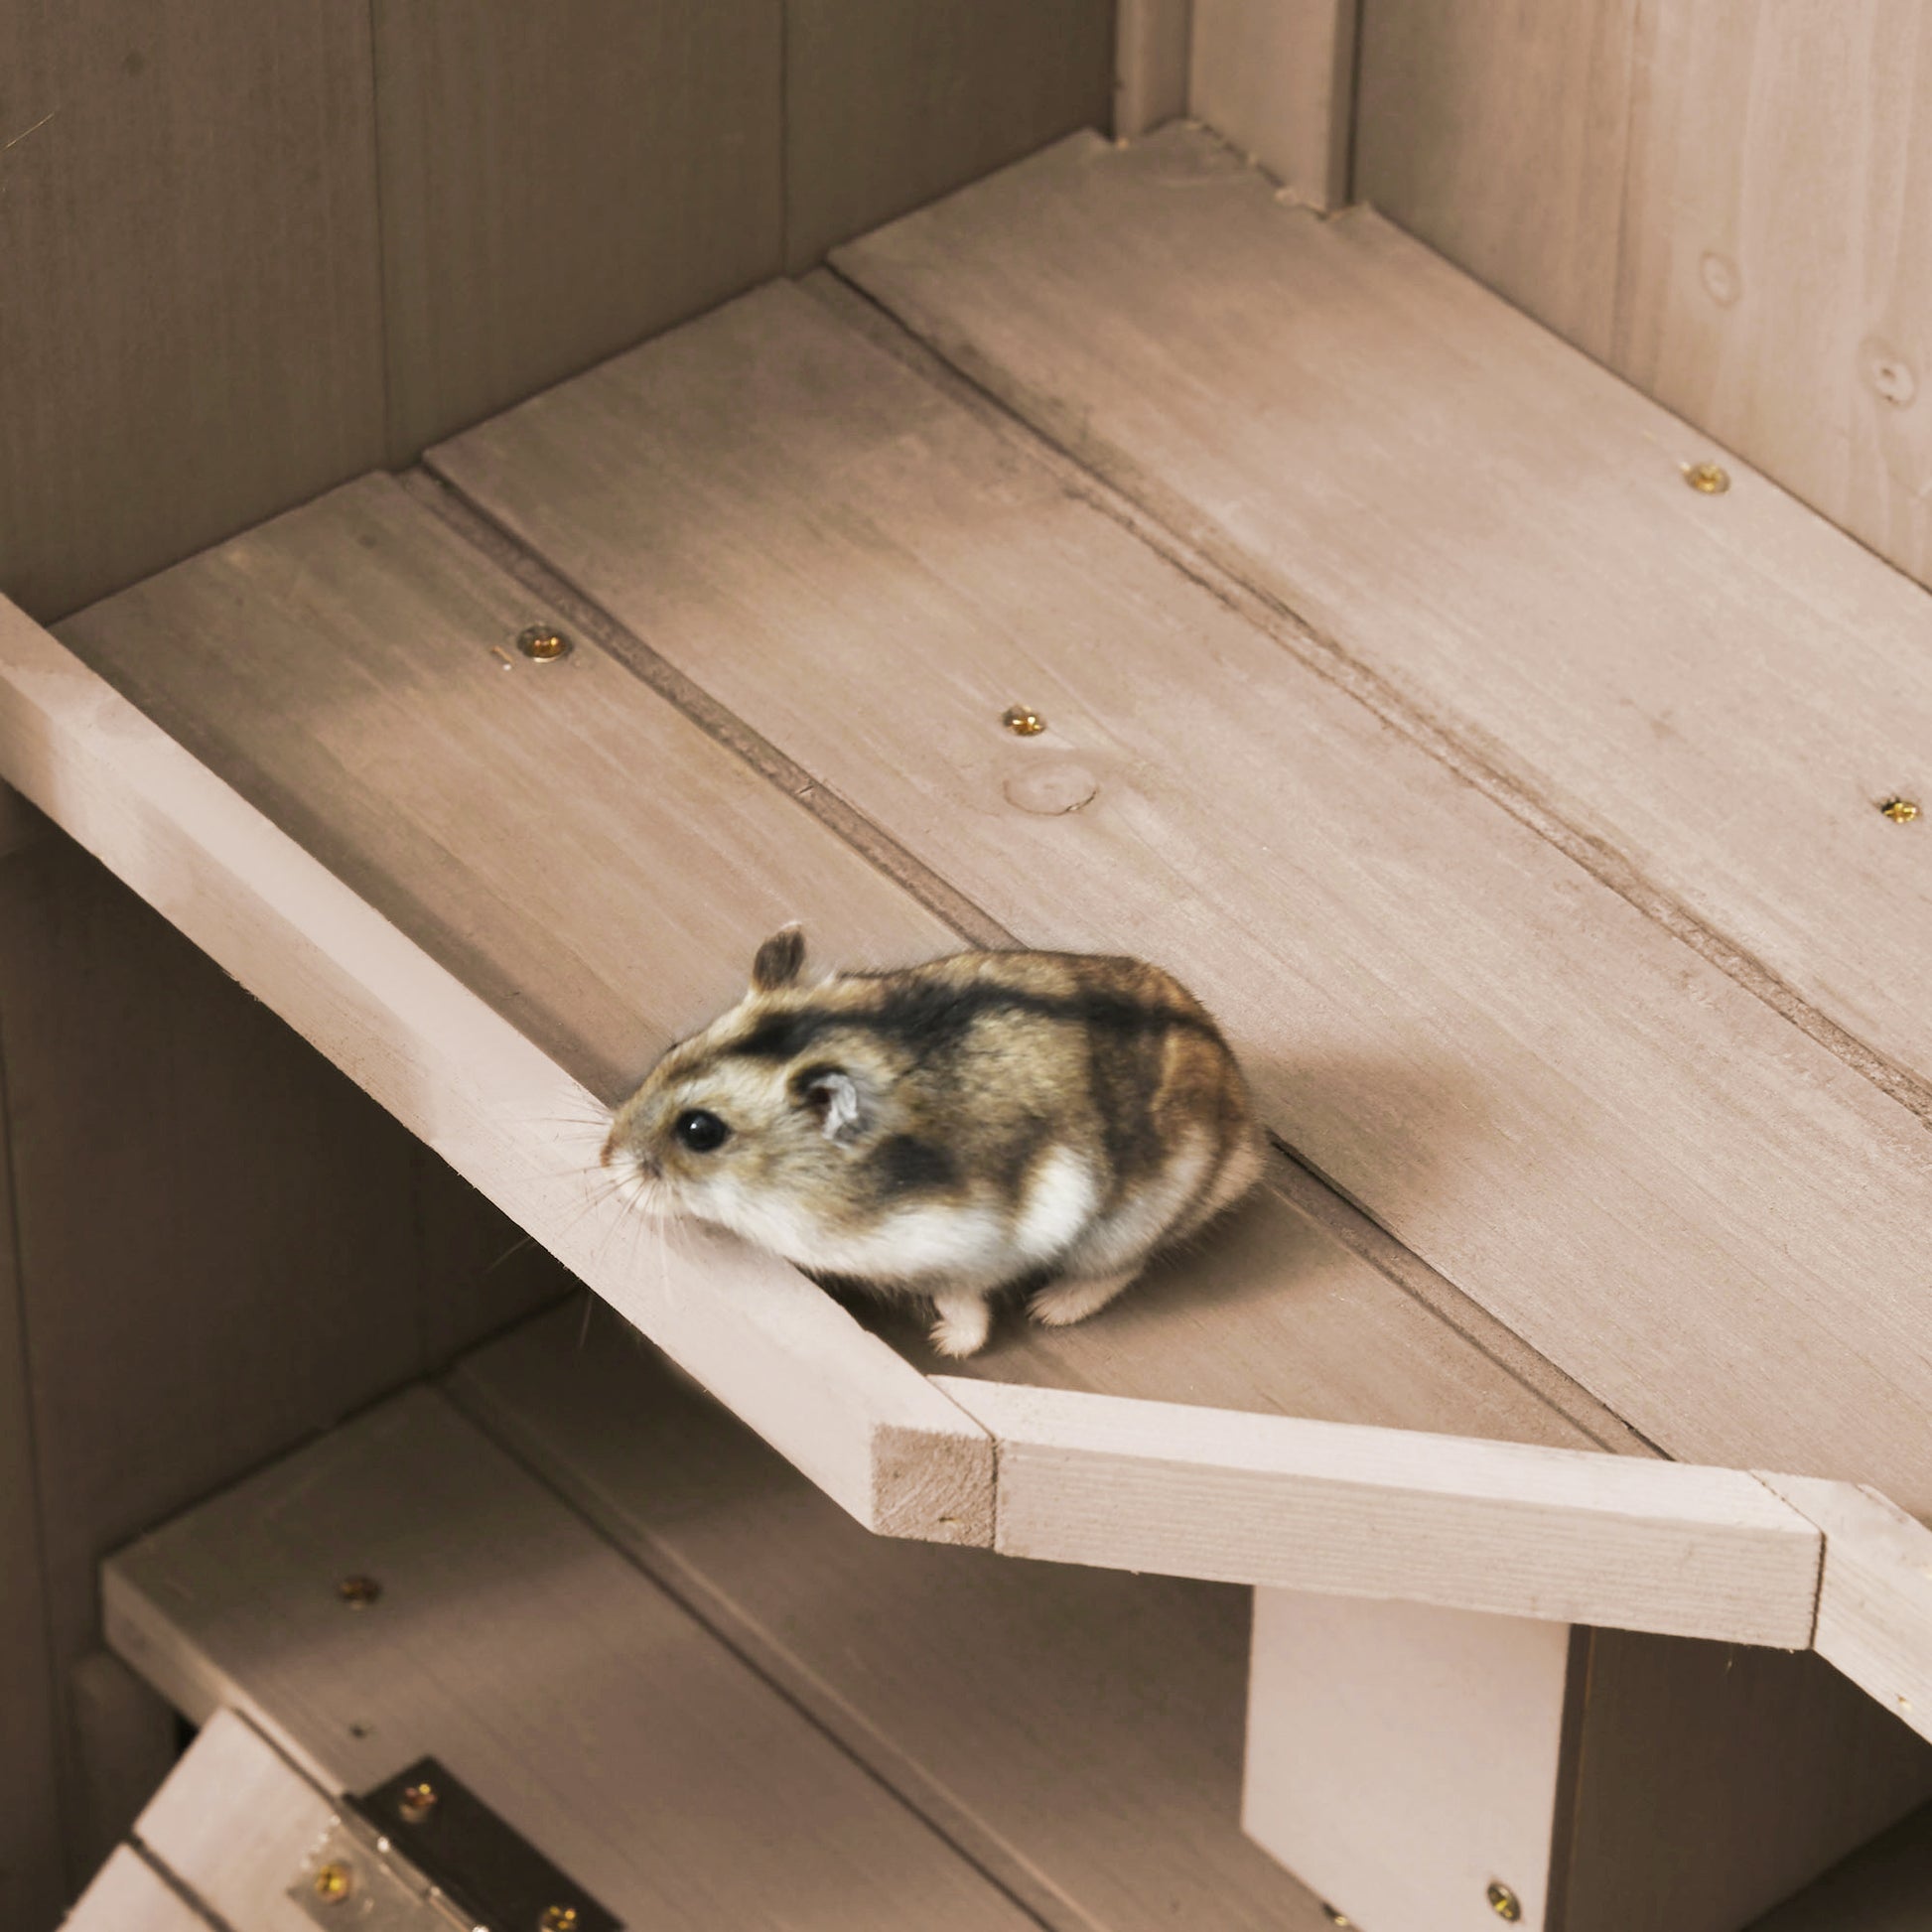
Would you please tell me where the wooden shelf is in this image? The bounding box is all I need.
[6,121,1932,1720]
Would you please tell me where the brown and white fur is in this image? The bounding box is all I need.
[601,928,1264,1357]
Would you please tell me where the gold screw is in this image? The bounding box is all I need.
[313,1862,354,1904]
[1319,1907,1353,1927]
[516,624,573,662]
[338,1575,381,1608]
[398,1779,439,1822]
[540,1909,581,1931]
[1683,460,1730,494]
[1880,796,1921,823]
[1487,1880,1523,1921]
[1002,704,1045,736]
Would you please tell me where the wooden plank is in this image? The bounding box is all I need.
[106,1390,1036,1932]
[1114,0,1191,139]
[1190,0,1359,209]
[1556,1631,1932,1932]
[0,590,989,1542]
[434,268,1932,1515]
[0,999,67,1932]
[1613,2,1932,595]
[372,0,782,462]
[783,0,1114,270]
[1354,0,1635,362]
[1244,1594,1578,1931]
[1759,1475,1932,1750]
[450,1300,1344,1932]
[65,1847,212,1932]
[133,1711,334,1932]
[937,1378,1820,1643]
[0,1,385,621]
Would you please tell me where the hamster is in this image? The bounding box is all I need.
[601,927,1265,1357]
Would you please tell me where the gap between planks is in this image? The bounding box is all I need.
[408,466,1651,1464]
[817,207,1932,1141]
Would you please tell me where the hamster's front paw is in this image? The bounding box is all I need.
[928,1291,993,1358]
[1028,1270,1138,1328]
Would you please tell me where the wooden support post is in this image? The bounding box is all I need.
[1244,1590,1932,1932]
[1115,0,1192,140]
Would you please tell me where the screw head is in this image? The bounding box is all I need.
[1880,796,1921,823]
[1001,704,1045,736]
[398,1779,439,1822]
[1683,460,1730,494]
[313,1862,354,1904]
[1319,1906,1353,1927]
[1487,1879,1523,1921]
[337,1575,381,1609]
[516,624,573,662]
[540,1909,581,1931]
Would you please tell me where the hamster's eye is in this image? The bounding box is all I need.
[673,1108,731,1154]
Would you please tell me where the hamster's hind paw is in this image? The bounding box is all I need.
[1029,1271,1137,1328]
[928,1292,993,1358]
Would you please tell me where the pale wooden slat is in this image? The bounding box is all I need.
[0,590,990,1542]
[837,127,1932,1111]
[65,1848,212,1932]
[0,3,385,620]
[1189,0,1358,208]
[107,1391,1035,1932]
[783,0,1114,271]
[432,271,1932,1515]
[937,1378,1820,1644]
[372,0,782,461]
[1113,0,1192,139]
[1758,1475,1932,1750]
[1354,0,1633,363]
[133,1711,335,1932]
[449,1300,1344,1932]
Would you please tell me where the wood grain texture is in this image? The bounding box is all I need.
[1190,0,1359,208]
[1354,0,1635,362]
[133,1711,335,1932]
[1359,0,1932,597]
[0,591,989,1541]
[1245,1594,1577,1932]
[64,1848,211,1932]
[0,1005,66,1932]
[783,0,1114,270]
[372,0,783,462]
[1114,0,1192,139]
[450,1300,1344,1932]
[1759,1475,1932,1750]
[0,0,385,621]
[435,266,1932,1514]
[939,1379,1820,1643]
[1558,1630,1932,1932]
[107,1392,1036,1932]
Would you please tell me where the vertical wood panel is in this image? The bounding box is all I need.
[1614,2,1932,589]
[1355,0,1637,362]
[0,984,67,1932]
[1115,0,1193,139]
[0,0,386,621]
[372,0,785,461]
[784,0,1114,271]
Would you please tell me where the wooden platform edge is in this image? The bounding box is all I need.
[1758,1474,1932,1749]
[0,594,991,1548]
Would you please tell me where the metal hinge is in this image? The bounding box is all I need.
[290,1756,621,1932]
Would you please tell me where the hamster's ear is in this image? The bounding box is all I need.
[794,1065,872,1146]
[751,924,806,993]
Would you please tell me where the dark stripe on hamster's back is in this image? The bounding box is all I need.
[870,1134,959,1196]
[729,976,1218,1065]
[1085,1016,1172,1186]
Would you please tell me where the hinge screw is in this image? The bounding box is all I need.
[398,1779,439,1821]
[516,624,573,662]
[1683,459,1730,494]
[337,1575,381,1608]
[313,1862,354,1904]
[1001,704,1045,736]
[1487,1879,1523,1921]
[540,1908,581,1931]
[1319,1907,1353,1927]
[1880,796,1921,823]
